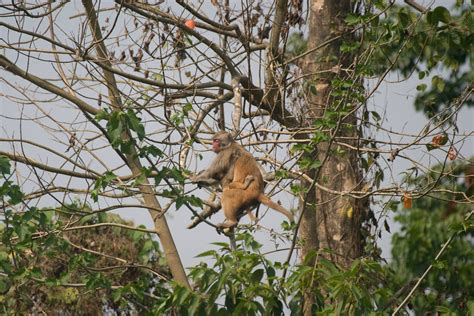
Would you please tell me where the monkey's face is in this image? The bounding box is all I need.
[211,132,232,153]
[212,138,221,152]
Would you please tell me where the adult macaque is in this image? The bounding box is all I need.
[193,131,294,228]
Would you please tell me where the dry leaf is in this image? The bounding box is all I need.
[346,206,353,218]
[448,146,457,160]
[432,134,447,147]
[403,193,412,209]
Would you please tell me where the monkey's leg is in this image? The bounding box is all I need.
[226,175,255,190]
[217,220,238,229]
[218,190,240,229]
[246,210,257,223]
[242,175,255,189]
[236,208,257,223]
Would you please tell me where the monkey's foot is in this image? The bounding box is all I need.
[215,225,229,235]
[245,175,255,181]
[216,221,237,233]
[244,175,255,184]
[216,222,237,237]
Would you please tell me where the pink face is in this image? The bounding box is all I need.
[212,139,221,152]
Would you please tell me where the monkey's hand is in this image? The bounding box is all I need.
[190,170,204,182]
[192,172,219,188]
[190,171,205,188]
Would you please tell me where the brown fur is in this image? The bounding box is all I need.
[193,131,294,228]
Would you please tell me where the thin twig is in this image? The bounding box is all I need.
[392,210,474,315]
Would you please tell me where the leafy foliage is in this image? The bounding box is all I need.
[0,209,171,314]
[390,160,474,313]
[0,161,170,314]
[363,3,473,117]
[150,232,398,315]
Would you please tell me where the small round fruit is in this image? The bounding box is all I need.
[185,20,196,29]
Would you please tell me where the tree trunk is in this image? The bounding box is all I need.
[300,0,363,312]
[82,0,190,289]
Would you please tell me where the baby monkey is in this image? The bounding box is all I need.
[193,131,294,229]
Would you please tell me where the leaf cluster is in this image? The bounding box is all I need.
[362,3,473,117]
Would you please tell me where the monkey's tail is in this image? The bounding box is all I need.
[257,194,294,222]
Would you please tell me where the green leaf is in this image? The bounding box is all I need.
[152,73,163,81]
[265,266,276,279]
[133,173,147,186]
[0,251,13,274]
[92,171,117,202]
[174,285,191,305]
[468,301,474,314]
[432,76,445,92]
[427,6,451,25]
[298,157,314,170]
[111,288,123,302]
[187,195,203,208]
[195,250,217,258]
[416,83,427,91]
[0,277,11,294]
[94,109,109,122]
[435,306,452,313]
[126,109,145,141]
[170,112,184,125]
[251,269,264,283]
[7,184,24,205]
[91,189,99,202]
[433,6,451,23]
[103,171,118,184]
[175,196,185,210]
[97,212,107,223]
[371,111,381,121]
[107,111,125,147]
[210,242,229,248]
[0,156,11,174]
[309,160,322,170]
[140,145,164,158]
[15,224,30,241]
[398,11,410,28]
[130,229,145,242]
[120,141,134,155]
[141,239,154,253]
[340,41,360,53]
[183,103,192,116]
[345,13,361,26]
[447,222,464,233]
[432,260,447,270]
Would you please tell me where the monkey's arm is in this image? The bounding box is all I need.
[192,152,230,186]
[192,170,221,186]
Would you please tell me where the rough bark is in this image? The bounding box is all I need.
[300,0,363,313]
